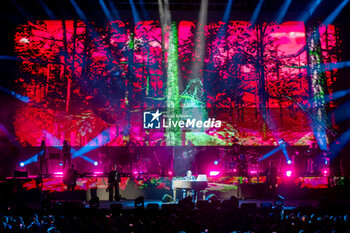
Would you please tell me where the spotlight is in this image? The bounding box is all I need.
[287,160,292,165]
[94,161,99,166]
[278,139,285,145]
[249,170,258,175]
[167,170,173,176]
[53,172,63,177]
[322,168,329,176]
[214,160,219,165]
[209,171,220,176]
[286,170,292,177]
[20,162,24,167]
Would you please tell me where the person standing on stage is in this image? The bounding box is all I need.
[265,161,277,198]
[38,140,48,175]
[108,164,121,201]
[62,140,71,171]
[63,164,78,192]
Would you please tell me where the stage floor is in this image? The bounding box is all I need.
[98,199,318,210]
[2,175,346,204]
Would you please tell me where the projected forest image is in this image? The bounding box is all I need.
[13,20,339,147]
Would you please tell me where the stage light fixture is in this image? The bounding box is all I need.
[287,160,292,165]
[214,160,219,165]
[286,170,292,177]
[94,161,99,166]
[19,162,24,167]
[53,172,63,177]
[209,171,220,176]
[249,170,258,175]
[322,168,329,176]
[0,86,30,103]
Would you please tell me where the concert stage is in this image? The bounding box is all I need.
[1,174,341,204]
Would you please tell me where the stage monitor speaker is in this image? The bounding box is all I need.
[205,193,217,201]
[162,194,174,203]
[135,196,144,208]
[14,170,28,178]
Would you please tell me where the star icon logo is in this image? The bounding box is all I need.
[143,109,162,129]
[150,109,162,122]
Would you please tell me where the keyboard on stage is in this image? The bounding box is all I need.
[172,178,208,201]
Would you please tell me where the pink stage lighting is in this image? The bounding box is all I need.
[168,170,173,176]
[286,170,292,177]
[209,171,220,176]
[133,171,138,175]
[322,168,330,176]
[233,168,237,173]
[93,171,103,176]
[249,170,258,175]
[54,172,63,177]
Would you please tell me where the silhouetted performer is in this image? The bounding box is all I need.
[108,164,121,201]
[38,140,48,174]
[62,140,71,171]
[265,161,277,198]
[63,164,78,192]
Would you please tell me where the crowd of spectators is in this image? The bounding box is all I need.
[1,197,350,233]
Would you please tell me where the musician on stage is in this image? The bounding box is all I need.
[184,170,196,181]
[63,164,78,192]
[62,140,71,171]
[108,164,121,201]
[183,170,196,199]
[38,140,48,175]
